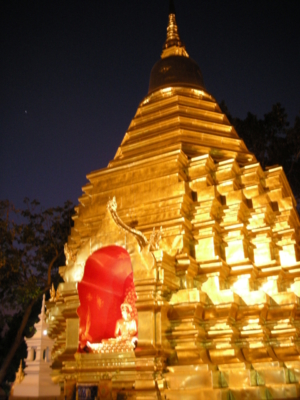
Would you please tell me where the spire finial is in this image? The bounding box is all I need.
[41,294,45,317]
[161,0,189,59]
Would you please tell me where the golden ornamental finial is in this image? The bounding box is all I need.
[49,283,56,302]
[15,360,24,384]
[49,283,60,302]
[161,0,189,58]
[149,226,163,251]
[64,243,77,264]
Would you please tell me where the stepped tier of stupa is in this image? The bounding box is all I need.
[47,3,300,399]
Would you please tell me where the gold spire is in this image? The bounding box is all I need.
[161,1,189,59]
[15,360,24,384]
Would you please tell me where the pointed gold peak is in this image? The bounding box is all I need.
[161,3,189,59]
[15,360,24,384]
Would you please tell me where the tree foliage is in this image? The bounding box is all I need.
[0,199,74,384]
[219,101,300,205]
[0,302,40,385]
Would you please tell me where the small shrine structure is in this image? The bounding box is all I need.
[11,296,61,400]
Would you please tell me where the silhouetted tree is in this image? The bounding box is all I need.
[0,199,74,384]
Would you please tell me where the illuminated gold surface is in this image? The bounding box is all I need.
[161,12,188,58]
[15,360,24,384]
[46,7,300,400]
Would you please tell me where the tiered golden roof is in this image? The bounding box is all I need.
[46,3,300,400]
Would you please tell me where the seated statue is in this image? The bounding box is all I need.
[115,303,137,342]
[87,303,137,353]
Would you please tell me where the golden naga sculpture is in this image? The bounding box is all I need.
[107,196,162,252]
[107,196,148,249]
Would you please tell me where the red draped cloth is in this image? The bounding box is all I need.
[77,245,136,349]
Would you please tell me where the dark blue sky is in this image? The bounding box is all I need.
[1,0,300,208]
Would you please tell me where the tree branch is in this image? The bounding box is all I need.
[47,249,63,285]
[0,298,35,384]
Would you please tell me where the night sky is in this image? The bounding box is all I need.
[1,0,300,209]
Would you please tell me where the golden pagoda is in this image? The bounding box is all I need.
[47,2,300,399]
